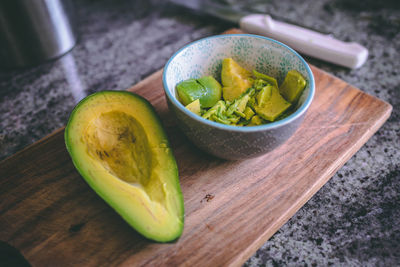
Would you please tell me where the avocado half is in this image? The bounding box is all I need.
[65,91,184,242]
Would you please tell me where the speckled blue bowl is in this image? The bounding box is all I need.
[163,34,315,160]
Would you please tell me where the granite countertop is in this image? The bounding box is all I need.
[0,0,399,265]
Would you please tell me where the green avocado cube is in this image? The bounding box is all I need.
[256,85,272,107]
[244,106,255,120]
[234,110,245,118]
[197,76,222,108]
[237,94,250,113]
[279,70,307,103]
[211,114,231,125]
[253,78,269,91]
[202,100,225,120]
[185,99,201,116]
[227,115,240,124]
[248,115,263,126]
[226,94,250,116]
[253,70,279,88]
[176,79,205,106]
[254,86,291,122]
[176,76,222,108]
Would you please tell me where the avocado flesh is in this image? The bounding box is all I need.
[279,70,307,103]
[254,86,291,122]
[221,58,253,101]
[185,99,201,115]
[65,91,184,242]
[252,70,278,88]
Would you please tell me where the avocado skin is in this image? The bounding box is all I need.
[65,91,184,243]
[196,76,222,108]
[176,79,205,106]
[176,76,222,108]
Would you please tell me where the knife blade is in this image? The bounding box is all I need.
[170,0,368,69]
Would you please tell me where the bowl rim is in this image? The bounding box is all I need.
[162,33,315,132]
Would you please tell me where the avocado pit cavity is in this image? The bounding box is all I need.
[84,111,152,187]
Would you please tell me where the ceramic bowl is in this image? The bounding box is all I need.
[162,34,315,160]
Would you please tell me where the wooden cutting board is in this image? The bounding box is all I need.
[0,29,392,266]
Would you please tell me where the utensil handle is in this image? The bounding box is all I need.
[239,14,368,69]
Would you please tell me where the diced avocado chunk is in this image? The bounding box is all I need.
[233,110,245,118]
[237,94,250,113]
[226,94,250,116]
[279,70,307,103]
[253,70,279,88]
[211,114,231,125]
[215,101,227,117]
[254,86,291,122]
[203,97,247,125]
[176,77,222,108]
[176,79,205,106]
[244,106,255,120]
[256,85,272,107]
[221,58,253,101]
[202,106,216,120]
[197,76,222,108]
[202,100,225,120]
[227,115,240,124]
[253,78,270,91]
[185,99,201,116]
[247,96,256,109]
[248,115,263,126]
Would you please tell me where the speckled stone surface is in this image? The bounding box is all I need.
[0,0,399,266]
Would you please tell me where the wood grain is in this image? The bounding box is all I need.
[0,30,392,266]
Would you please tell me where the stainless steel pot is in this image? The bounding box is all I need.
[0,0,77,68]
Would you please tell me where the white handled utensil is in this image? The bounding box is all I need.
[170,0,369,69]
[240,14,368,69]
